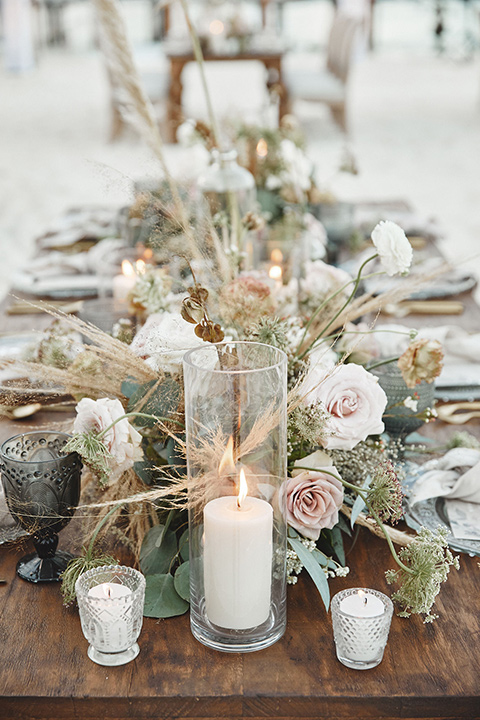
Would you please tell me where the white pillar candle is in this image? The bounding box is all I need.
[87,582,132,652]
[113,260,136,306]
[203,492,273,630]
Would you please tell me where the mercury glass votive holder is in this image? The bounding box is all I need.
[183,342,288,653]
[331,588,393,670]
[75,565,146,667]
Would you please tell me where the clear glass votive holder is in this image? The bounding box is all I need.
[75,565,146,666]
[183,342,288,653]
[331,588,393,670]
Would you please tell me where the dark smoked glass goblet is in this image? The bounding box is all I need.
[0,431,82,582]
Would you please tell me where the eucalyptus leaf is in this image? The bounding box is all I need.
[289,537,330,611]
[330,526,345,567]
[351,493,367,529]
[336,513,352,537]
[179,529,189,562]
[139,524,178,576]
[127,377,181,428]
[174,562,190,601]
[143,573,189,618]
[121,378,141,399]
[312,548,337,570]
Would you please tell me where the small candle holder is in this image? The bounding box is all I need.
[183,342,288,653]
[75,565,146,666]
[331,588,393,670]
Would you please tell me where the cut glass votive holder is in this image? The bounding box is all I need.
[331,588,393,670]
[75,565,146,666]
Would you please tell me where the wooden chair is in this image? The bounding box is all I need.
[284,11,363,133]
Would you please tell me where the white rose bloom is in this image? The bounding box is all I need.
[371,220,413,276]
[279,139,312,191]
[131,311,205,373]
[73,397,143,483]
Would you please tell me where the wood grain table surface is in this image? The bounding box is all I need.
[1,231,480,720]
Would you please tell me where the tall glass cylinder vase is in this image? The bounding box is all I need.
[183,342,288,652]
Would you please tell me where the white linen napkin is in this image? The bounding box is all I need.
[410,448,480,540]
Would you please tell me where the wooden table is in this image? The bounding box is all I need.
[1,235,480,719]
[166,50,288,142]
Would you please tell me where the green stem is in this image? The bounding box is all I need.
[297,253,378,361]
[179,0,221,147]
[293,465,412,574]
[86,503,124,560]
[97,412,184,441]
[366,355,400,371]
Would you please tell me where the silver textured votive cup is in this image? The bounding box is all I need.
[331,588,393,670]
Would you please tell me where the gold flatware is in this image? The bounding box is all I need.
[382,300,464,318]
[6,300,84,315]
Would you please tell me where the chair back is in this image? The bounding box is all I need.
[326,12,363,83]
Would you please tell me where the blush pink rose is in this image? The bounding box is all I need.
[304,363,387,450]
[280,468,344,540]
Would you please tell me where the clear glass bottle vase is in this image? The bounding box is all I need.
[197,148,256,259]
[183,341,288,652]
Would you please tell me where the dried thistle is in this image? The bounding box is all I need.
[385,527,460,622]
[63,432,114,488]
[366,459,404,524]
[245,316,290,352]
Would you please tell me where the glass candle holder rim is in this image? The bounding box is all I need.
[75,564,146,601]
[332,587,393,620]
[0,431,75,464]
[211,147,239,163]
[183,341,288,375]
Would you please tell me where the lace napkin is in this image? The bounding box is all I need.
[410,448,480,540]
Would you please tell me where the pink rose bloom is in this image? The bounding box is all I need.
[280,468,344,540]
[304,363,387,450]
[73,397,142,479]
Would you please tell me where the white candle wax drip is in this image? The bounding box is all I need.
[203,493,273,630]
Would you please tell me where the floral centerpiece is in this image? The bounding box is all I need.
[0,0,458,626]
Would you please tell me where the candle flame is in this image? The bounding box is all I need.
[103,584,112,599]
[256,138,268,158]
[218,436,236,476]
[357,589,368,605]
[270,248,283,263]
[269,265,282,281]
[135,259,146,275]
[209,19,224,35]
[121,259,134,277]
[143,248,153,260]
[237,468,248,508]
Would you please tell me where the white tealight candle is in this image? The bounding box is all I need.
[203,470,273,630]
[87,582,132,652]
[339,589,385,618]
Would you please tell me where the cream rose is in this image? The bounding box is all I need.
[304,363,387,450]
[73,397,142,479]
[280,468,344,540]
[130,311,205,373]
[371,220,413,276]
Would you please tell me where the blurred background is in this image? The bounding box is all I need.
[1,0,480,299]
